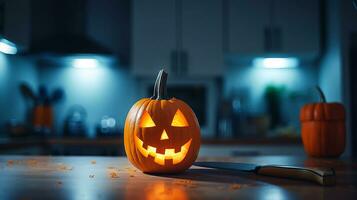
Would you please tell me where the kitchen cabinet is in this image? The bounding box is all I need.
[227,0,320,58]
[132,0,176,76]
[274,0,320,56]
[86,0,131,64]
[227,0,270,56]
[0,0,31,50]
[132,0,223,77]
[181,0,223,76]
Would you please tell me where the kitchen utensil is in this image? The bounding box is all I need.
[19,83,36,102]
[19,83,37,129]
[38,85,48,104]
[5,119,28,137]
[50,88,64,104]
[64,105,87,137]
[96,116,120,137]
[217,99,233,138]
[194,161,335,186]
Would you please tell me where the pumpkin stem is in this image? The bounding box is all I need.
[315,86,327,103]
[151,69,168,100]
[151,71,160,99]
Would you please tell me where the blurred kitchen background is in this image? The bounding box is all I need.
[0,0,356,157]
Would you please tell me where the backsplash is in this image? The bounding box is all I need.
[37,63,140,137]
[222,64,319,137]
[0,54,37,135]
[0,54,324,138]
[224,64,319,114]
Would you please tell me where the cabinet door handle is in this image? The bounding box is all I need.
[171,50,178,75]
[177,49,182,76]
[181,50,188,75]
[0,3,4,34]
[264,27,272,52]
[272,27,282,52]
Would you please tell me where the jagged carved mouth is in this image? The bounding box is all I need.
[135,136,192,166]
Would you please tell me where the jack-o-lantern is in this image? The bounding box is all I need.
[124,69,201,173]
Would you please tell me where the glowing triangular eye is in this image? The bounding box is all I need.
[171,109,189,127]
[139,110,156,127]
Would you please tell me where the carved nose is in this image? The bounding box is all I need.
[160,130,169,140]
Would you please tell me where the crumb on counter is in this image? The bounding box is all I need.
[107,168,120,179]
[6,159,39,168]
[91,160,96,165]
[26,159,38,167]
[173,179,198,188]
[57,163,73,171]
[230,184,242,190]
[109,171,119,178]
[216,186,225,190]
[7,160,14,166]
[89,174,95,178]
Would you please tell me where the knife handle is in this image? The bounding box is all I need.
[256,165,336,186]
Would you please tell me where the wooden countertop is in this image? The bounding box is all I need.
[0,156,356,199]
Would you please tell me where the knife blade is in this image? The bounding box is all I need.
[193,162,336,186]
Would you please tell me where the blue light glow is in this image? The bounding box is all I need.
[0,50,8,76]
[72,58,99,69]
[253,57,299,69]
[0,38,17,55]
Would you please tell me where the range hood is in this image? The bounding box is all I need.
[28,0,112,56]
[29,34,111,55]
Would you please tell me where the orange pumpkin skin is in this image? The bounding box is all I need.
[124,70,200,173]
[300,103,345,157]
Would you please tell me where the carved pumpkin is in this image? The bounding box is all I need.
[124,69,201,173]
[300,86,346,157]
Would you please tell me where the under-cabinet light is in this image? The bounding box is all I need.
[0,38,17,55]
[72,58,99,69]
[253,57,299,69]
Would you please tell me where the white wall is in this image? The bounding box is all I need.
[225,65,318,112]
[0,54,38,134]
[318,0,357,157]
[318,0,342,102]
[38,63,139,137]
[340,0,357,157]
[0,55,141,138]
[224,64,318,129]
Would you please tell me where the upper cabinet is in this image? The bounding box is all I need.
[273,0,320,56]
[227,0,320,59]
[132,0,176,76]
[227,0,270,56]
[132,0,223,77]
[181,0,223,76]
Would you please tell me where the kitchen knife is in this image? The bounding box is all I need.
[194,162,335,186]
